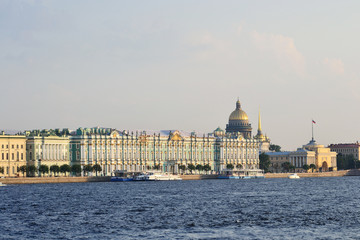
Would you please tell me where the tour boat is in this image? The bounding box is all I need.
[110,176,133,182]
[111,170,135,182]
[288,173,300,179]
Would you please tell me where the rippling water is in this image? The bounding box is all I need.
[1,177,360,239]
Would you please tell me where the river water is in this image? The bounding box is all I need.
[1,177,360,239]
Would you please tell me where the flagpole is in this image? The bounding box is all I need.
[312,120,314,141]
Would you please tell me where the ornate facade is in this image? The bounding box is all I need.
[266,138,337,172]
[70,127,259,176]
[26,129,70,176]
[225,100,252,138]
[0,132,27,177]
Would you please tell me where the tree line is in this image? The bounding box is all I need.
[259,153,316,173]
[15,164,103,177]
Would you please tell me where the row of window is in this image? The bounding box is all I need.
[1,152,24,161]
[1,144,24,149]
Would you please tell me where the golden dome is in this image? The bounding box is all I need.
[229,100,248,121]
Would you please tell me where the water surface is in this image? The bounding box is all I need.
[1,177,360,239]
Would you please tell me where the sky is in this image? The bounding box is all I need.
[1,0,360,150]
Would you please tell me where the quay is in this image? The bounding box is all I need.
[2,169,360,185]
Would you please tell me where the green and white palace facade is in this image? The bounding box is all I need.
[69,127,259,176]
[20,100,269,176]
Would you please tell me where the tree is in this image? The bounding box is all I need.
[0,166,4,174]
[153,164,161,170]
[281,162,291,172]
[19,165,27,177]
[290,165,296,173]
[203,164,211,174]
[39,165,49,177]
[27,165,37,177]
[309,164,316,172]
[60,164,71,176]
[187,164,196,174]
[92,164,102,176]
[195,164,203,174]
[83,164,93,176]
[273,163,280,173]
[269,144,281,152]
[259,153,271,173]
[226,163,234,170]
[71,164,81,176]
[236,164,243,169]
[178,165,186,174]
[302,164,310,172]
[50,165,60,177]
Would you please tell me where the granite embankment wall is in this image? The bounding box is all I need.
[180,174,219,180]
[1,176,111,185]
[265,169,360,178]
[2,170,360,184]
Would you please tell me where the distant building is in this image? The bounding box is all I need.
[328,142,360,161]
[267,149,316,173]
[0,131,27,177]
[303,139,337,171]
[266,138,337,172]
[26,129,70,176]
[225,100,252,138]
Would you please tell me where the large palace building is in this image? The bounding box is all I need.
[3,99,269,176]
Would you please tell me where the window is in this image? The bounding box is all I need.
[17,152,19,160]
[21,153,23,160]
[12,145,14,149]
[6,153,8,160]
[1,153,3,160]
[1,145,3,148]
[12,153,14,160]
[17,145,19,149]
[21,145,23,149]
[29,152,32,160]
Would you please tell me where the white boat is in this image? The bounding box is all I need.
[288,173,300,179]
[147,173,182,181]
[134,174,150,181]
[0,182,7,187]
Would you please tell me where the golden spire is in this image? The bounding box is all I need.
[258,107,262,132]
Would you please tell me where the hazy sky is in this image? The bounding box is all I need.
[1,0,359,150]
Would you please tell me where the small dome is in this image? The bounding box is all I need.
[229,100,248,121]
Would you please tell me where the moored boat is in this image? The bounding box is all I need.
[147,172,182,181]
[0,182,7,187]
[288,173,300,179]
[111,170,136,182]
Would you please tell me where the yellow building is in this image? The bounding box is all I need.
[0,132,27,177]
[267,138,336,172]
[303,139,337,171]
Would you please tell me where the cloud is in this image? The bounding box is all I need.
[185,32,234,61]
[322,58,344,75]
[251,31,306,75]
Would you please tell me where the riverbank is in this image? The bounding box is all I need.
[265,169,360,178]
[0,176,111,185]
[1,170,360,184]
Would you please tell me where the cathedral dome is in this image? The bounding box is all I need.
[229,100,248,121]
